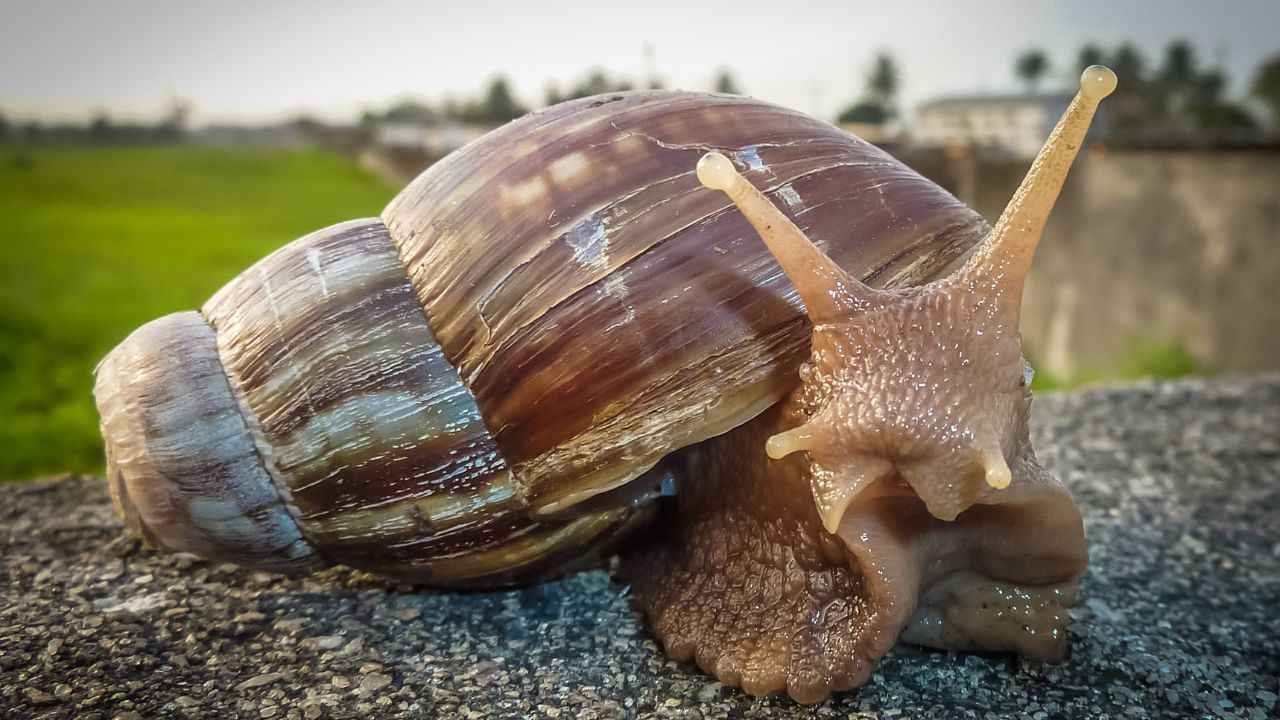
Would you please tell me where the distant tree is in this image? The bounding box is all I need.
[835,51,900,126]
[1191,69,1225,109]
[1152,40,1256,132]
[154,97,192,140]
[1190,101,1258,131]
[1189,68,1257,130]
[545,82,564,107]
[1076,43,1105,72]
[382,99,436,123]
[1249,55,1280,126]
[1109,43,1146,85]
[88,111,113,142]
[579,69,614,97]
[481,76,527,122]
[566,69,633,100]
[290,115,325,135]
[1079,38,1264,137]
[0,112,8,140]
[713,68,742,95]
[1159,40,1198,89]
[1102,43,1157,132]
[867,52,899,106]
[163,98,191,132]
[543,69,649,107]
[1156,40,1200,122]
[836,101,890,125]
[1015,49,1050,93]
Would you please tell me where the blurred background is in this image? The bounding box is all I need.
[2,0,1278,481]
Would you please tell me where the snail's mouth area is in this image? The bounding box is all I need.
[832,473,1087,660]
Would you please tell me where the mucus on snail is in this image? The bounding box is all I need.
[93,67,1118,703]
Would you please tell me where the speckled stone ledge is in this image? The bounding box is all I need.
[2,376,1278,719]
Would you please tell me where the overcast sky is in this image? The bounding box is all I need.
[2,0,1276,126]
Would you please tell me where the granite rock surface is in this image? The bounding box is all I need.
[2,376,1278,719]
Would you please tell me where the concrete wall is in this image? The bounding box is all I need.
[907,148,1280,377]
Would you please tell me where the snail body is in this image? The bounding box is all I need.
[94,68,1117,702]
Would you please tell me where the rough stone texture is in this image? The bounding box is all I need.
[2,376,1278,719]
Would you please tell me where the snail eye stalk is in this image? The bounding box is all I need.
[960,65,1117,315]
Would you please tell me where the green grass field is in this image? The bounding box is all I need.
[0,144,396,480]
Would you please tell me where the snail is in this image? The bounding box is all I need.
[93,66,1118,703]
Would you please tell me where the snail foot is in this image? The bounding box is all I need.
[622,500,884,704]
[619,429,897,704]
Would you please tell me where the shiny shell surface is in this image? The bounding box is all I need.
[383,91,988,516]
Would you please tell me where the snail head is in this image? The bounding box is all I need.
[697,66,1116,529]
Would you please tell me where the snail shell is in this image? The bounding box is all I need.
[94,91,986,585]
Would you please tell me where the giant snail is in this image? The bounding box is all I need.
[93,66,1118,703]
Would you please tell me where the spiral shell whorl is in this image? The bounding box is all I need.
[94,218,642,586]
[93,312,321,572]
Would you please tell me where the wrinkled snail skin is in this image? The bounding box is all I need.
[93,67,1116,702]
[622,403,1085,703]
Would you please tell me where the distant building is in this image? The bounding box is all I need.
[376,121,492,155]
[915,93,1097,159]
[195,122,308,148]
[375,104,492,157]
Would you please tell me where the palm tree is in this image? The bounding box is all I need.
[1015,49,1050,94]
